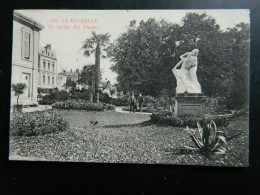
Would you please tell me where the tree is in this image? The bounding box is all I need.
[82,31,111,102]
[12,83,27,105]
[63,79,77,92]
[218,23,250,109]
[78,65,94,89]
[108,18,179,97]
[108,13,249,109]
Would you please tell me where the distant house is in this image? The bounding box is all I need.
[11,11,44,106]
[38,44,58,90]
[58,69,80,91]
[56,73,67,91]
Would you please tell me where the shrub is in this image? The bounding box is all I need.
[205,97,228,114]
[52,99,115,111]
[104,103,116,110]
[38,87,58,94]
[110,95,129,106]
[143,95,175,113]
[10,111,69,136]
[99,93,112,104]
[39,90,70,105]
[70,90,90,101]
[150,111,230,128]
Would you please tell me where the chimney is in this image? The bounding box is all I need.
[71,69,72,73]
[46,44,51,50]
[76,69,79,73]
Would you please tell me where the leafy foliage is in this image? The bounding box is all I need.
[108,13,249,109]
[150,111,230,127]
[52,99,115,111]
[78,65,94,88]
[185,120,228,157]
[10,111,69,136]
[11,83,27,105]
[38,87,59,95]
[110,95,130,106]
[205,97,229,114]
[63,79,77,92]
[39,90,70,105]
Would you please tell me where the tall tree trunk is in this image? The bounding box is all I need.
[94,44,101,103]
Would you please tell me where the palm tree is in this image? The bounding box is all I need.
[82,31,111,103]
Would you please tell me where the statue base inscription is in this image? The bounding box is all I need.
[174,93,206,116]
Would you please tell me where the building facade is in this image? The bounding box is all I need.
[38,44,58,89]
[58,69,80,91]
[11,11,44,106]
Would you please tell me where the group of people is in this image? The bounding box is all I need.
[129,93,144,113]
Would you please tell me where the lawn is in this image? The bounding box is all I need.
[9,109,249,166]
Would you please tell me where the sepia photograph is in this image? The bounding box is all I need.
[9,9,250,167]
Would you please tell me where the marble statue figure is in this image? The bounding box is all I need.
[172,49,202,94]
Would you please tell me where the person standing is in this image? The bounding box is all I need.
[138,93,144,112]
[129,93,136,113]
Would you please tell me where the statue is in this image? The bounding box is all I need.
[172,49,201,94]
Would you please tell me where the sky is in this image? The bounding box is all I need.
[17,9,250,84]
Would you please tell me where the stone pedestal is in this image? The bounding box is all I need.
[174,93,206,116]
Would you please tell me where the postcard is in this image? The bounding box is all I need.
[9,9,249,166]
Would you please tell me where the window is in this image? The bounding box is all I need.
[43,61,46,70]
[22,29,31,59]
[52,64,55,72]
[48,63,50,71]
[43,76,45,84]
[48,76,50,84]
[52,77,54,85]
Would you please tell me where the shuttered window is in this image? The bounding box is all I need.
[23,30,31,59]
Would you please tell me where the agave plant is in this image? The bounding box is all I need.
[185,120,228,157]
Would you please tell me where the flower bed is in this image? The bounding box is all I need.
[52,99,115,111]
[10,111,69,136]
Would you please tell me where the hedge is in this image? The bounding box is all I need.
[52,99,115,111]
[150,111,230,128]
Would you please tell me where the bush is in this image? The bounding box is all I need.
[39,90,70,105]
[52,99,115,111]
[143,94,175,112]
[99,93,112,104]
[38,87,58,94]
[205,97,228,114]
[110,95,129,106]
[150,111,230,128]
[10,111,69,136]
[70,90,90,101]
[104,103,116,110]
